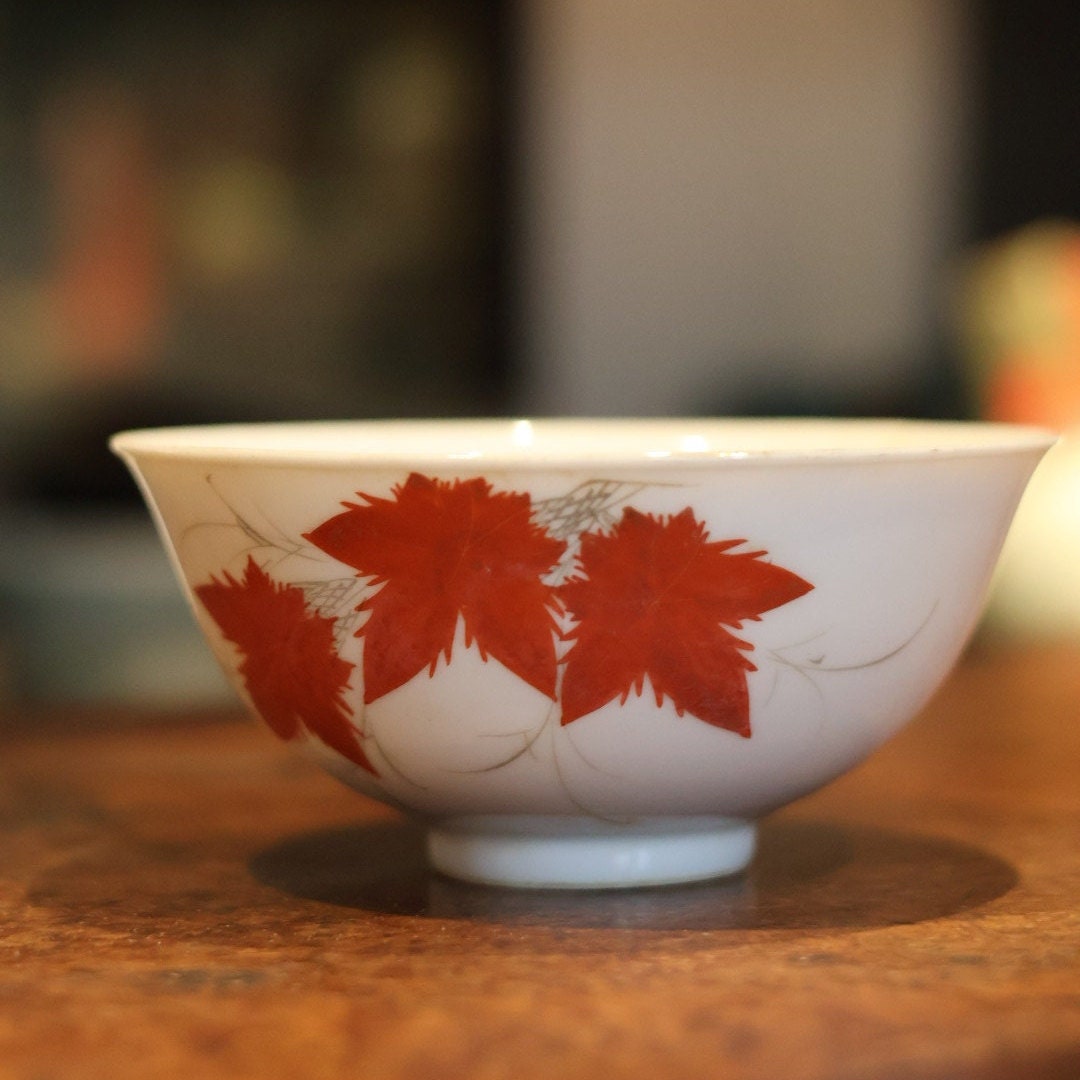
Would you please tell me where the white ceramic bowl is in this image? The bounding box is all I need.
[112,418,1053,889]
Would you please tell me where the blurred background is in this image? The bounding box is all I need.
[1,0,1079,707]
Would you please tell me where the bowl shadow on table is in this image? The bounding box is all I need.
[249,818,1018,933]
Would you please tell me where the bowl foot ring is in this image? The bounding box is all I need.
[426,814,756,890]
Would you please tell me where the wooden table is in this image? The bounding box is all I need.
[2,645,1079,1080]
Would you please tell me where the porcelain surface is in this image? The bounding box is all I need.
[112,418,1054,888]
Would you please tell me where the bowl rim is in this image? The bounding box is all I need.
[110,417,1058,469]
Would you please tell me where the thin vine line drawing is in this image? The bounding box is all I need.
[768,601,939,676]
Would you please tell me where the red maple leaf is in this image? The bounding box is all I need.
[195,557,375,774]
[304,473,567,703]
[559,507,813,736]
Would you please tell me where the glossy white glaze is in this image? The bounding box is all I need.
[112,419,1054,888]
[112,417,1053,465]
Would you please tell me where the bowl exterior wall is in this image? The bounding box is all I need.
[119,448,1043,820]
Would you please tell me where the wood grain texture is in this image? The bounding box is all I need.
[2,646,1079,1080]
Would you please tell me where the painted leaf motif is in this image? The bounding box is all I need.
[559,507,813,735]
[304,473,567,703]
[195,557,375,774]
